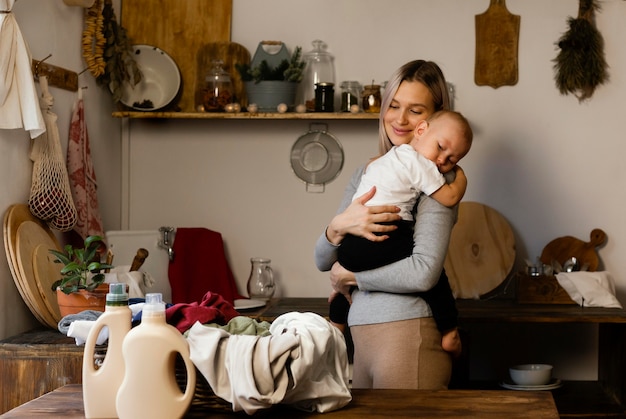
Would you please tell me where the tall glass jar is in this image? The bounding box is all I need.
[200,60,233,112]
[340,81,362,112]
[298,40,336,112]
[246,258,275,301]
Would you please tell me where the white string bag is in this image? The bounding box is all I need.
[28,75,77,231]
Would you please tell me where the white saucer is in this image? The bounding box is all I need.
[234,298,266,310]
[500,378,562,391]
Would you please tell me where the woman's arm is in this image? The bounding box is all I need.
[314,166,401,271]
[355,191,457,294]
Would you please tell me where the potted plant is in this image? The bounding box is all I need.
[50,235,114,317]
[236,44,305,112]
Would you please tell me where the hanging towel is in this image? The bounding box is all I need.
[67,89,104,239]
[168,228,244,304]
[0,0,45,138]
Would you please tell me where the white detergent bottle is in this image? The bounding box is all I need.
[83,282,131,418]
[116,293,196,419]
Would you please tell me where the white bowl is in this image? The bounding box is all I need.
[120,45,181,111]
[509,364,553,386]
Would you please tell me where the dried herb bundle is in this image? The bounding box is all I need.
[236,47,304,84]
[98,0,141,103]
[553,0,608,102]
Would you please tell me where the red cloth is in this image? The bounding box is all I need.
[66,95,104,239]
[165,291,240,333]
[168,227,244,304]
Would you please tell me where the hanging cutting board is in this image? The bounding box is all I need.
[121,0,232,112]
[444,202,516,299]
[474,0,520,88]
[540,228,607,272]
[195,42,251,108]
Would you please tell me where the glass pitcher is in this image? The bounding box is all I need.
[246,258,275,301]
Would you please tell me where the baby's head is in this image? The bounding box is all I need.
[410,110,472,173]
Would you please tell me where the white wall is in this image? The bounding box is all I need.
[2,0,625,381]
[0,1,122,339]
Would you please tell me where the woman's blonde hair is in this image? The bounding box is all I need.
[378,60,451,155]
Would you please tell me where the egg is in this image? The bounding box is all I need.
[350,104,361,113]
[277,103,288,113]
[247,103,258,113]
[224,103,241,113]
[295,104,307,113]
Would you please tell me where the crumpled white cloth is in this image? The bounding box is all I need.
[556,271,623,308]
[187,311,352,415]
[0,0,45,138]
[104,266,155,298]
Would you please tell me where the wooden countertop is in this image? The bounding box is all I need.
[255,297,626,324]
[0,384,559,418]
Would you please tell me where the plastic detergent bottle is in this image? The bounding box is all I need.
[116,293,196,419]
[82,282,131,418]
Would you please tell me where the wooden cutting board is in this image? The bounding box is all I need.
[475,0,520,88]
[121,0,233,112]
[540,228,607,272]
[16,221,60,328]
[444,202,516,299]
[195,42,251,108]
[3,204,61,328]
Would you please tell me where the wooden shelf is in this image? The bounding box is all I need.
[112,111,380,120]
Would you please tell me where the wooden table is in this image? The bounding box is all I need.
[0,384,559,418]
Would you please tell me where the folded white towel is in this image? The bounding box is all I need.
[556,271,622,309]
[67,320,108,346]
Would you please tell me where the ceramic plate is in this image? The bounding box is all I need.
[290,130,344,186]
[120,45,181,111]
[234,298,267,310]
[500,378,562,391]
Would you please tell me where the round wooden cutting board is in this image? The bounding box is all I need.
[3,204,62,328]
[16,221,60,328]
[444,202,516,299]
[32,243,63,323]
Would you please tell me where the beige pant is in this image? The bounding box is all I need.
[350,317,451,389]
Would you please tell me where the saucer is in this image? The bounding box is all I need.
[500,378,562,391]
[234,298,266,310]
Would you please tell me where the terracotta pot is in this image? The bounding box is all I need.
[56,284,108,317]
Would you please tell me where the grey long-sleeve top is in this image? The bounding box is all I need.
[314,165,457,327]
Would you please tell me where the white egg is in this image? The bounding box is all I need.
[277,103,288,113]
[350,104,360,113]
[295,104,307,113]
[247,103,258,113]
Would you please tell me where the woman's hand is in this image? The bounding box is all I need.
[326,186,401,245]
[329,261,358,303]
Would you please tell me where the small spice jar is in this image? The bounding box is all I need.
[340,81,361,112]
[315,82,334,112]
[199,60,233,112]
[362,83,382,113]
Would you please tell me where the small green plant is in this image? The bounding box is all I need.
[50,235,113,295]
[236,46,305,84]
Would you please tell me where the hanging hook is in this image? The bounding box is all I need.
[33,54,52,79]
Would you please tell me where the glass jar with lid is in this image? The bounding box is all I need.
[298,40,336,112]
[340,81,362,112]
[362,83,382,113]
[199,60,233,112]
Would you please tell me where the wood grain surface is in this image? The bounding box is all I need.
[0,384,559,418]
[540,228,607,272]
[444,202,516,299]
[475,0,520,88]
[120,0,232,112]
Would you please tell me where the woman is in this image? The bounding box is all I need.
[314,60,459,389]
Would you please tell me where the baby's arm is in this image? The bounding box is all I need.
[430,166,467,207]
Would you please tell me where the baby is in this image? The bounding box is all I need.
[332,110,473,357]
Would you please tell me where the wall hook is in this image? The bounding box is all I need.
[33,54,53,78]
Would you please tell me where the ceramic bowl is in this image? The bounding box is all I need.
[119,45,181,111]
[509,364,553,386]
